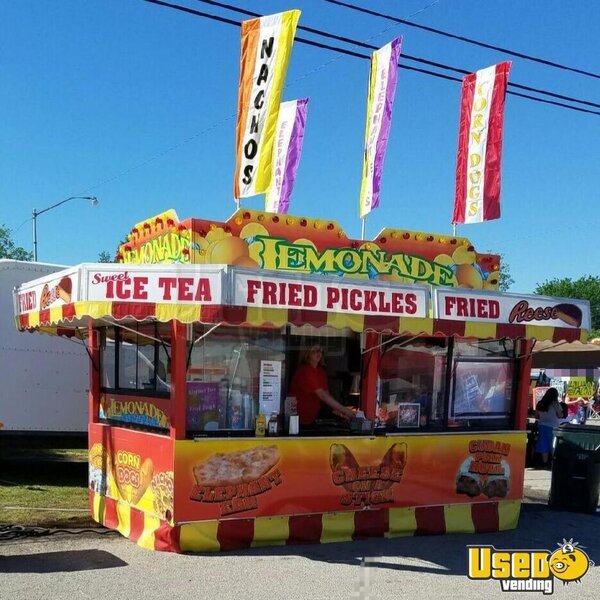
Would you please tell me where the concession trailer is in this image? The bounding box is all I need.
[13,208,591,552]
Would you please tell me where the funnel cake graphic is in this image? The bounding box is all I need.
[554,303,582,327]
[57,276,72,303]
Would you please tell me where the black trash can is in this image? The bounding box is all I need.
[549,424,600,513]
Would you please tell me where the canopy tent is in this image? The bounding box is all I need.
[532,339,600,369]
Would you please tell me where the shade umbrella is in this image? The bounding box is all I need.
[532,340,600,369]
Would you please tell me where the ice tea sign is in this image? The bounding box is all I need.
[84,265,225,304]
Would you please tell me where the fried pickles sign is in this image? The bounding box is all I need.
[235,272,427,317]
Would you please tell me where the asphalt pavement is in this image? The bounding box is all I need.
[1,469,598,600]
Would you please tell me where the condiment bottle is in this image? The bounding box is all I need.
[242,390,253,429]
[255,413,266,437]
[230,390,243,429]
[218,378,229,428]
[267,412,279,436]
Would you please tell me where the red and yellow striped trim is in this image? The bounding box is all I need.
[20,302,587,343]
[91,492,521,553]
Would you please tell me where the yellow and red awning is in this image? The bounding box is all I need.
[14,263,589,343]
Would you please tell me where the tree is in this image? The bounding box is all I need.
[487,251,514,292]
[0,224,32,260]
[98,251,113,263]
[534,276,600,338]
[497,253,514,292]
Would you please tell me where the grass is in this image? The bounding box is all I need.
[2,448,88,461]
[0,449,97,528]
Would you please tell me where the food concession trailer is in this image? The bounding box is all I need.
[13,208,591,552]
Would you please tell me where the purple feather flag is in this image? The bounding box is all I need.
[265,98,309,214]
[359,37,402,219]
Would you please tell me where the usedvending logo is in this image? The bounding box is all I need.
[468,539,593,594]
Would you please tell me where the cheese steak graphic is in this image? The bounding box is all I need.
[330,443,407,507]
[190,445,282,516]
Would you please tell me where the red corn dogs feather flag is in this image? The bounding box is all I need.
[452,62,511,224]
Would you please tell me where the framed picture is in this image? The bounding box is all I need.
[396,402,420,428]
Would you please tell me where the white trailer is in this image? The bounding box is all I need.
[0,259,88,437]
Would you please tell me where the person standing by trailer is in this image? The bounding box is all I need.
[563,395,589,424]
[289,344,354,427]
[534,387,563,468]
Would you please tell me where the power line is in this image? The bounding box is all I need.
[144,0,600,116]
[325,0,600,81]
[28,0,592,210]
[193,0,600,110]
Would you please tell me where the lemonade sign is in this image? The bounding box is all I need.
[118,209,502,290]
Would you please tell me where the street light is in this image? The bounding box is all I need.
[32,196,98,261]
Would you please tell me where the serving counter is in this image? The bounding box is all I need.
[88,422,525,552]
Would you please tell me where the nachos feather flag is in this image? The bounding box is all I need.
[359,37,402,219]
[234,10,301,199]
[265,98,308,214]
[452,61,511,224]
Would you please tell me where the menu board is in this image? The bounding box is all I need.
[259,360,282,416]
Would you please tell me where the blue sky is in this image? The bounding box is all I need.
[1,0,598,292]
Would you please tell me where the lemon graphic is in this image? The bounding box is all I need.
[239,222,269,240]
[433,253,454,266]
[248,241,264,265]
[359,242,380,252]
[293,238,317,248]
[452,245,476,265]
[205,227,230,244]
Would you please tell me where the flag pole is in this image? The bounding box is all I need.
[452,222,457,237]
[361,216,366,240]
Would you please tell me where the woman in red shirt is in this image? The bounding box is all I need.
[289,345,355,426]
